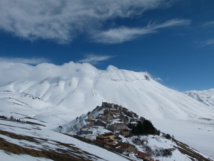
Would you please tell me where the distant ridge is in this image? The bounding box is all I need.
[185,89,214,107]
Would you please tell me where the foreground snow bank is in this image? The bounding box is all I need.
[0,150,53,161]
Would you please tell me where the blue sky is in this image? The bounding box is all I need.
[0,0,214,91]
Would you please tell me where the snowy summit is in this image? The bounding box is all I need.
[0,62,214,160]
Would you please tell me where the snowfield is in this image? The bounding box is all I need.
[0,150,53,161]
[0,61,214,160]
[0,116,131,161]
[185,88,214,107]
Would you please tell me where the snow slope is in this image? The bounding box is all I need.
[0,150,53,161]
[185,89,214,107]
[0,61,214,159]
[0,116,131,161]
[1,62,213,120]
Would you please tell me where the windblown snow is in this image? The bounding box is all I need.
[1,62,213,120]
[0,61,214,160]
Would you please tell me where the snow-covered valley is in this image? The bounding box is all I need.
[0,62,214,160]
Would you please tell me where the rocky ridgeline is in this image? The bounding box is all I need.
[68,102,159,136]
[60,102,212,161]
[59,103,171,161]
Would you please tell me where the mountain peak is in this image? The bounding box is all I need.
[0,62,214,159]
[1,62,213,120]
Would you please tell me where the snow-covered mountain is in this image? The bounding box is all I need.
[184,89,214,107]
[60,102,212,161]
[1,62,213,120]
[0,62,214,160]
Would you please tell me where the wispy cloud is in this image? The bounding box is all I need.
[155,77,162,81]
[202,21,214,27]
[93,19,191,44]
[0,57,49,65]
[0,0,171,43]
[200,39,214,47]
[78,54,112,64]
[93,27,154,44]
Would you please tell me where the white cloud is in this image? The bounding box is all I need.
[0,61,99,86]
[200,39,214,47]
[155,77,162,81]
[93,19,191,44]
[152,19,191,28]
[0,57,49,65]
[202,21,214,27]
[0,0,170,43]
[78,55,112,64]
[93,27,155,44]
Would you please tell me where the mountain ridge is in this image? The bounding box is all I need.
[0,62,214,160]
[185,88,214,107]
[1,62,213,121]
[59,102,211,161]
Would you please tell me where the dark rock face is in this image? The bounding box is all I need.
[128,120,159,135]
